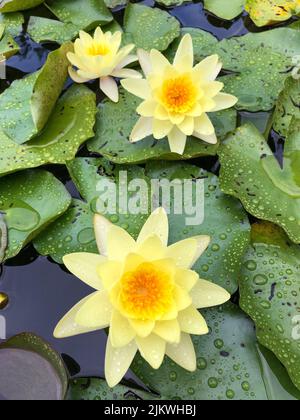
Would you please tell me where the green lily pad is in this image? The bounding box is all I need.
[28,17,79,44]
[145,161,250,294]
[68,378,156,400]
[0,0,44,12]
[0,169,71,261]
[0,84,97,177]
[240,222,300,391]
[87,89,236,164]
[123,3,180,51]
[218,122,300,244]
[0,214,7,263]
[0,333,68,400]
[0,12,23,37]
[46,0,113,32]
[34,157,151,263]
[0,23,19,58]
[132,302,300,400]
[0,42,73,144]
[245,0,300,27]
[104,0,127,8]
[204,0,245,20]
[271,77,300,137]
[215,28,300,111]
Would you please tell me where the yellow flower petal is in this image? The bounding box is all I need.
[193,54,222,81]
[173,285,192,311]
[107,224,136,260]
[211,93,238,112]
[154,104,170,120]
[173,33,193,71]
[136,235,165,261]
[75,291,113,328]
[94,214,112,256]
[100,76,119,103]
[136,334,166,369]
[54,293,101,338]
[129,319,155,337]
[178,306,209,335]
[98,260,123,291]
[136,100,157,117]
[121,78,151,99]
[178,116,194,136]
[137,207,169,246]
[123,253,145,273]
[79,30,93,46]
[153,119,173,139]
[194,113,215,136]
[174,268,199,292]
[168,126,187,155]
[110,310,136,348]
[63,253,105,290]
[115,54,138,70]
[105,338,137,387]
[68,67,91,83]
[111,68,142,79]
[150,49,170,74]
[130,117,153,142]
[191,279,231,309]
[166,235,209,269]
[193,130,218,144]
[203,81,224,98]
[137,48,152,75]
[166,333,196,372]
[154,319,181,343]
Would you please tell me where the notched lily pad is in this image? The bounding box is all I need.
[0,169,71,261]
[0,84,97,176]
[0,42,73,144]
[28,17,79,44]
[0,333,68,400]
[219,122,300,244]
[145,161,250,294]
[123,3,181,51]
[46,0,113,31]
[240,222,300,391]
[88,89,236,164]
[204,0,245,20]
[0,0,44,12]
[34,158,151,263]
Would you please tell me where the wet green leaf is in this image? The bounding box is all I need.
[46,0,113,31]
[28,16,79,44]
[0,84,97,177]
[123,3,180,51]
[0,214,7,263]
[145,161,250,294]
[104,0,127,8]
[0,333,68,400]
[34,158,151,263]
[87,88,236,164]
[0,12,23,37]
[0,169,71,261]
[0,0,44,12]
[240,222,300,391]
[0,42,73,144]
[68,378,156,400]
[245,0,300,27]
[219,122,300,244]
[132,302,300,400]
[0,23,19,58]
[204,0,245,20]
[271,77,300,138]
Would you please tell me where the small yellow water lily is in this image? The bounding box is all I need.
[54,208,230,387]
[121,34,238,154]
[67,27,141,103]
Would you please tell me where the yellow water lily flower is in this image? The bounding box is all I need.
[67,27,141,103]
[54,208,230,387]
[121,34,238,155]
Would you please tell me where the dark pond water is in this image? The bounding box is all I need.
[0,1,286,381]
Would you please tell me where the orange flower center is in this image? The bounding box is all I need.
[119,262,174,320]
[161,75,197,114]
[87,42,110,56]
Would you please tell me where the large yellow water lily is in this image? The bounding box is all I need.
[54,208,230,387]
[67,27,141,103]
[121,34,238,155]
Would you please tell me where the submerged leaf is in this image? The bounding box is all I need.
[240,222,300,391]
[0,42,73,144]
[46,0,113,31]
[0,84,97,176]
[0,169,71,261]
[219,122,300,244]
